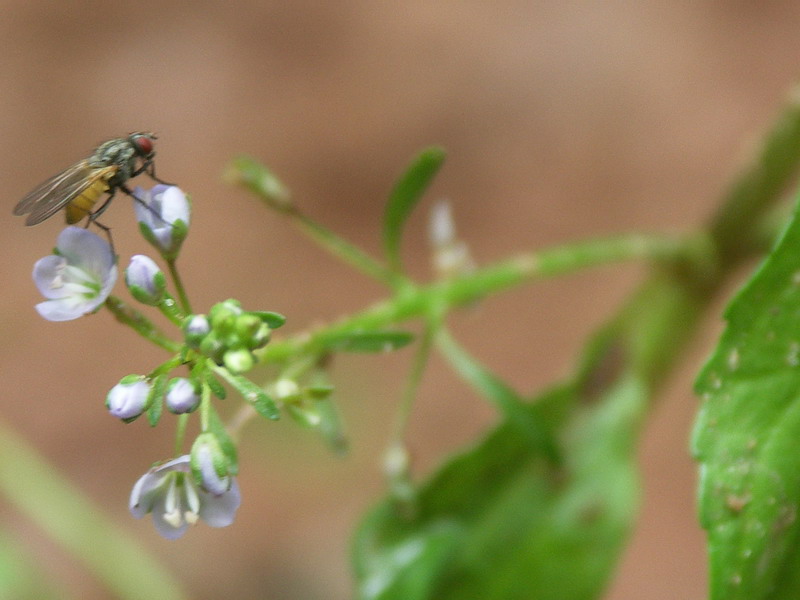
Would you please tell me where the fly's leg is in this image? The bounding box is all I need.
[85,189,117,255]
[120,184,174,228]
[132,159,175,186]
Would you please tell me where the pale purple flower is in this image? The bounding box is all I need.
[165,378,200,414]
[130,455,240,540]
[133,185,190,258]
[32,227,117,321]
[106,377,150,420]
[183,314,210,348]
[125,254,165,305]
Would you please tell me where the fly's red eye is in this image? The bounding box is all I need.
[134,136,154,156]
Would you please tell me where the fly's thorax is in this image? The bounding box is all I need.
[89,138,138,186]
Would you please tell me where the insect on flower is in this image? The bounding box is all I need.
[13,132,171,242]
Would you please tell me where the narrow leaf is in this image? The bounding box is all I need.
[250,310,287,329]
[212,366,280,420]
[146,374,167,427]
[224,156,292,210]
[383,147,446,272]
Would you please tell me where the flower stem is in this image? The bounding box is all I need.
[174,413,189,456]
[104,296,181,353]
[166,259,192,315]
[285,206,401,287]
[258,232,690,363]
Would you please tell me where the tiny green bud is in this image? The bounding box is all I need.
[249,323,271,350]
[235,313,262,338]
[210,300,242,334]
[223,348,255,373]
[199,333,226,363]
[273,378,300,401]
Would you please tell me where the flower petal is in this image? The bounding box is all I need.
[35,299,84,322]
[33,255,70,299]
[198,479,241,527]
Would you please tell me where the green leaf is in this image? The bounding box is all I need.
[212,366,280,420]
[250,310,287,329]
[383,147,446,272]
[224,156,292,210]
[146,374,167,427]
[205,371,227,400]
[694,204,800,599]
[353,377,644,600]
[322,330,415,353]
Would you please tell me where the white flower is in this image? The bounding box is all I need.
[32,227,117,321]
[129,455,240,540]
[133,185,191,259]
[106,377,150,420]
[125,254,165,305]
[165,378,200,414]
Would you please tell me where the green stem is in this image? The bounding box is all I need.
[709,84,800,264]
[104,297,181,353]
[166,259,192,315]
[259,232,689,363]
[390,309,441,446]
[286,206,401,287]
[174,413,189,455]
[156,293,185,326]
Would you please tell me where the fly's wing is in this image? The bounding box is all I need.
[14,161,117,225]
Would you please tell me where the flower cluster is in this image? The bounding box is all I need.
[183,299,284,374]
[26,184,281,539]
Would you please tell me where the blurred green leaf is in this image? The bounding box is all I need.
[353,375,644,600]
[250,310,287,329]
[694,203,800,599]
[383,147,446,272]
[224,156,291,210]
[322,330,415,353]
[0,530,64,599]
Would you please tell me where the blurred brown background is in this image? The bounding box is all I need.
[2,2,799,598]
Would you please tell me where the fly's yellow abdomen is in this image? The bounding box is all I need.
[65,179,110,224]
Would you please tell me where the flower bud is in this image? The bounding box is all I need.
[165,377,200,414]
[249,323,271,349]
[273,378,300,401]
[183,314,210,348]
[235,313,261,338]
[133,185,191,259]
[125,255,166,305]
[199,332,225,363]
[223,348,254,373]
[209,300,242,335]
[107,375,150,421]
[191,433,231,495]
